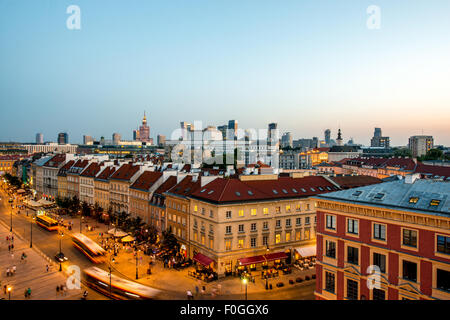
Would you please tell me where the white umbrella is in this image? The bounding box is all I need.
[107,228,128,237]
[120,235,135,243]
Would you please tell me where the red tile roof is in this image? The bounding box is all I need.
[130,171,163,191]
[95,166,116,181]
[57,160,75,176]
[110,163,141,181]
[80,162,103,178]
[191,176,339,204]
[414,163,450,179]
[43,154,66,168]
[67,159,90,175]
[166,175,202,197]
[153,176,178,195]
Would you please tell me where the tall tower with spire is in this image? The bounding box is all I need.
[135,111,151,143]
[336,128,343,146]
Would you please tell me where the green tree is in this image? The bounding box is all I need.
[423,148,444,161]
[162,226,179,250]
[81,201,91,217]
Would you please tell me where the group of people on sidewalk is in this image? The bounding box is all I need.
[187,281,222,300]
[56,284,68,297]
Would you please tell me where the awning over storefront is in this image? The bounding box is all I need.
[264,252,288,262]
[295,245,316,258]
[193,253,214,267]
[238,255,266,266]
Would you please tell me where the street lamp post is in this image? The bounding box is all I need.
[79,211,83,233]
[10,204,13,232]
[242,278,248,300]
[7,285,12,300]
[135,247,139,280]
[59,232,64,271]
[30,216,35,248]
[109,255,115,298]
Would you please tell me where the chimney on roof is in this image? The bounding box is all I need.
[405,173,420,184]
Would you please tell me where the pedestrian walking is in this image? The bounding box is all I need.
[12,266,16,275]
[56,286,60,296]
[187,290,193,300]
[46,265,49,272]
[6,268,10,277]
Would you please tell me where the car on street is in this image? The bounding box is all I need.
[55,252,69,262]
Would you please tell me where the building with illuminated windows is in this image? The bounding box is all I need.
[187,174,340,276]
[409,135,434,158]
[314,174,450,300]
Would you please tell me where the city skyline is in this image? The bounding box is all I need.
[1,1,450,145]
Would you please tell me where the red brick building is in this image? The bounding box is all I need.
[314,175,450,300]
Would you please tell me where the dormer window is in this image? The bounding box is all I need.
[430,199,440,206]
[374,193,385,200]
[282,189,288,194]
[409,197,419,204]
[352,191,362,197]
[273,189,278,194]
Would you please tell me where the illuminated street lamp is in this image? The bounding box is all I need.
[7,285,12,300]
[242,278,248,300]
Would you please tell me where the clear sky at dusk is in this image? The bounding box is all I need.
[1,0,449,146]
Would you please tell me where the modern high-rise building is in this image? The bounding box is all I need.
[370,128,390,148]
[409,135,434,158]
[180,121,194,140]
[112,133,121,145]
[157,134,166,147]
[281,132,293,148]
[36,133,43,144]
[83,135,94,145]
[133,130,140,141]
[227,120,238,139]
[58,132,68,144]
[324,129,331,145]
[268,123,278,141]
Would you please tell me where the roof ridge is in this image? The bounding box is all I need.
[217,179,230,202]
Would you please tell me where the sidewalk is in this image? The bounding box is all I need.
[61,214,316,300]
[0,222,82,300]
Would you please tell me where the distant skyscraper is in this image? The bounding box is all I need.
[374,127,382,138]
[408,135,434,158]
[281,132,293,148]
[135,112,151,143]
[370,128,390,148]
[227,120,238,139]
[83,135,94,145]
[36,133,43,144]
[324,129,331,145]
[133,129,139,141]
[180,121,194,140]
[336,129,343,146]
[58,132,68,144]
[217,125,227,139]
[268,123,277,141]
[157,134,166,147]
[112,133,121,145]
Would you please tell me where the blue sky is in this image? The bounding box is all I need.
[1,0,449,146]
